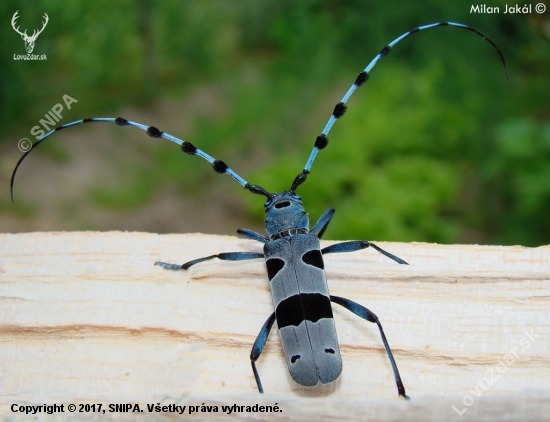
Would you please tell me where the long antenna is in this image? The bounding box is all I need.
[292,21,508,190]
[11,117,271,201]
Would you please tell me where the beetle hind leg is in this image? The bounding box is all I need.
[330,295,409,399]
[250,312,276,393]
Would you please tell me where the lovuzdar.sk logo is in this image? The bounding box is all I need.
[12,10,48,60]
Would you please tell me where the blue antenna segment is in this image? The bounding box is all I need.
[300,21,508,176]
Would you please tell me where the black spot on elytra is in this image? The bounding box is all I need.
[276,293,332,328]
[266,258,285,280]
[302,250,324,270]
[325,348,335,354]
[291,355,301,363]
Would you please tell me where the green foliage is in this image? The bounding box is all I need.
[482,119,550,245]
[91,168,157,210]
[2,0,548,245]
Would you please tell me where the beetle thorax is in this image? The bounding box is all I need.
[264,190,309,239]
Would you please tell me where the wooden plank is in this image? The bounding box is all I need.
[0,232,549,420]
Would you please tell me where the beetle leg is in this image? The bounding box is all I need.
[310,207,335,239]
[331,295,409,399]
[237,228,269,243]
[250,312,276,393]
[321,241,408,265]
[155,252,264,270]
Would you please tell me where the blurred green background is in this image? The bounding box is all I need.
[0,0,549,246]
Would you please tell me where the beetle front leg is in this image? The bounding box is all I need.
[237,228,269,243]
[321,240,408,265]
[310,207,335,239]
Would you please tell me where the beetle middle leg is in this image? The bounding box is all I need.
[330,295,409,399]
[155,251,264,270]
[156,227,269,270]
[237,228,269,243]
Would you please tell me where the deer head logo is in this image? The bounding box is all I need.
[11,11,49,54]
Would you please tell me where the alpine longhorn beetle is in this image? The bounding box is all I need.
[11,22,507,398]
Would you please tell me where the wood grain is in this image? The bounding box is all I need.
[0,232,549,420]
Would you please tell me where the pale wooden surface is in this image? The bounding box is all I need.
[0,232,549,421]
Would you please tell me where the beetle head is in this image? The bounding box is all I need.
[263,190,309,239]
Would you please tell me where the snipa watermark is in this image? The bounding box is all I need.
[31,95,78,139]
[18,95,78,152]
